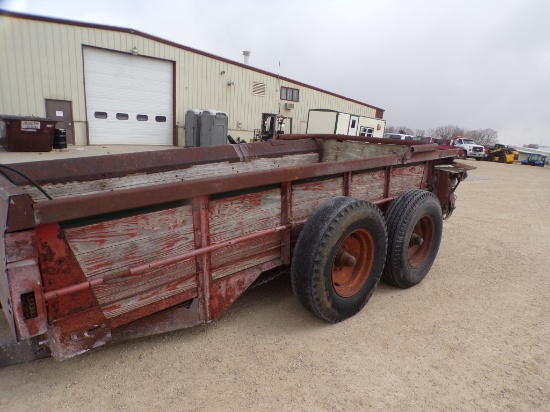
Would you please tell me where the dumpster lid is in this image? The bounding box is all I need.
[0,115,57,122]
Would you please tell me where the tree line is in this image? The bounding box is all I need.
[385,124,499,146]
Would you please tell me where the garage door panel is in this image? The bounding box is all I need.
[84,47,173,145]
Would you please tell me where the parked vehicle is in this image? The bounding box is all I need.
[521,153,547,166]
[0,134,467,366]
[449,137,486,160]
[383,133,415,140]
[306,109,386,138]
[485,144,520,163]
[417,137,466,159]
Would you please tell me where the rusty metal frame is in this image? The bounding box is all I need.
[0,135,463,363]
[32,151,455,227]
[280,182,292,265]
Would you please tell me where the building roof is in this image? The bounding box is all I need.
[0,10,384,115]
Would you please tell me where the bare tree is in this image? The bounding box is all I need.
[397,126,414,135]
[387,124,499,145]
[465,128,498,146]
[385,125,414,135]
[432,125,465,141]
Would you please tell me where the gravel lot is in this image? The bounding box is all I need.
[1,159,549,411]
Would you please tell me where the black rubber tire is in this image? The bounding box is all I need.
[498,156,505,163]
[475,157,482,161]
[486,154,494,161]
[291,197,387,323]
[383,189,443,289]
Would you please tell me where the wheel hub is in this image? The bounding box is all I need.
[332,229,375,298]
[408,214,435,269]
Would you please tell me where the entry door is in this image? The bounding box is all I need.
[348,115,359,136]
[46,99,74,144]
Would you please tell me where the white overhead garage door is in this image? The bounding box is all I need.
[84,47,173,145]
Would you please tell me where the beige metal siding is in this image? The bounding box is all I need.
[0,14,382,145]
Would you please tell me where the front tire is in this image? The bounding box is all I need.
[291,197,387,323]
[383,190,443,289]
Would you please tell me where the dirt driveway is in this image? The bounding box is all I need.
[1,159,549,411]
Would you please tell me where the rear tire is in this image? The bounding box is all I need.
[383,190,443,289]
[498,156,505,163]
[291,197,387,323]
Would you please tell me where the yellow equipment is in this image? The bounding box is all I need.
[485,144,519,163]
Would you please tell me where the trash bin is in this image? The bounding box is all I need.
[53,128,67,149]
[0,115,58,152]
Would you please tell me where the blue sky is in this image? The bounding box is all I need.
[2,0,550,146]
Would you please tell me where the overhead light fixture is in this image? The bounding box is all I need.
[131,46,138,56]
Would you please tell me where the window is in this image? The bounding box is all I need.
[280,86,299,102]
[116,113,129,120]
[94,112,108,119]
[359,126,374,137]
[155,116,167,122]
[137,114,148,121]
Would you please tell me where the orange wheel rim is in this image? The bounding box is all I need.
[332,229,375,298]
[408,214,435,268]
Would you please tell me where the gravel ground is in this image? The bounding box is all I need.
[0,159,549,411]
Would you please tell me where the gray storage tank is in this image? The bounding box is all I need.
[200,109,227,147]
[184,109,228,147]
[184,109,202,147]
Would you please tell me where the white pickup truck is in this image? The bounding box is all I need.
[450,137,486,160]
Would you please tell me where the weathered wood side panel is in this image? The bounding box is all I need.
[209,189,282,279]
[291,178,344,221]
[211,234,281,280]
[322,140,407,162]
[64,204,197,323]
[100,276,197,327]
[22,153,320,201]
[349,169,386,202]
[92,260,197,306]
[65,205,195,279]
[389,165,425,197]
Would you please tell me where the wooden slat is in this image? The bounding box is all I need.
[350,170,386,202]
[23,153,320,201]
[291,178,343,221]
[389,165,425,197]
[211,233,281,280]
[208,188,282,243]
[65,204,195,279]
[92,260,197,305]
[322,140,407,162]
[208,188,282,279]
[64,204,198,322]
[100,277,197,320]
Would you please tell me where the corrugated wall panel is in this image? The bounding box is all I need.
[1,14,383,145]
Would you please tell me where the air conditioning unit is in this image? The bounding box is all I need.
[285,102,295,110]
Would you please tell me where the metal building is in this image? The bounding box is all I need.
[0,10,384,146]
